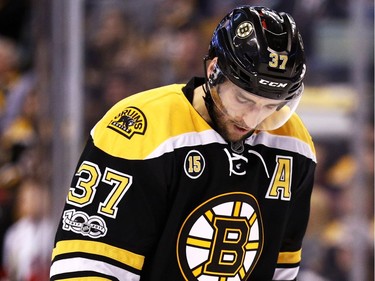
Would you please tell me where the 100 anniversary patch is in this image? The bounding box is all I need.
[107,106,147,139]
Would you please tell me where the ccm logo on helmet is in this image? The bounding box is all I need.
[259,79,288,88]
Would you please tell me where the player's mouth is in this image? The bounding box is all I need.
[233,123,252,134]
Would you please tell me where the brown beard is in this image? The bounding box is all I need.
[210,102,254,143]
[204,83,254,143]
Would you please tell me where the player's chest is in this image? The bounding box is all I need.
[178,142,295,200]
[174,143,296,280]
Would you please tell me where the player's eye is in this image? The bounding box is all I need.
[236,95,248,104]
[265,104,278,110]
[235,92,254,105]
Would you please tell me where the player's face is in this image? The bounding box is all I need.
[210,81,283,143]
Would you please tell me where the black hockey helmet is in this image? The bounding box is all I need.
[207,5,306,101]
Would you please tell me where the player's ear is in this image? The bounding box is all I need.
[207,57,218,79]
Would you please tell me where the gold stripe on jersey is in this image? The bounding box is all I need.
[277,249,302,264]
[52,240,144,271]
[55,276,112,281]
[91,84,212,160]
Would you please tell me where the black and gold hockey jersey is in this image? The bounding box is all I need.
[50,78,316,281]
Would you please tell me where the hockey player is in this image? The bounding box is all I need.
[50,5,316,281]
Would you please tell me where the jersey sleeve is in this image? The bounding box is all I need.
[50,85,194,280]
[50,137,173,280]
[271,114,316,281]
[272,163,315,281]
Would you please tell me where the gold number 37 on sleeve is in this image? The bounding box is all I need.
[67,161,133,219]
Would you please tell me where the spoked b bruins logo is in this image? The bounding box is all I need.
[177,192,263,280]
[236,21,254,39]
[107,106,147,139]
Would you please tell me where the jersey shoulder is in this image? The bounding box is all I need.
[267,113,316,161]
[90,84,211,160]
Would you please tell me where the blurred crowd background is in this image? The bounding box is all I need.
[0,0,373,280]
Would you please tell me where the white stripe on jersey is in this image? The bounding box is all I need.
[145,130,225,159]
[50,257,140,281]
[144,129,316,163]
[247,131,317,163]
[272,266,300,280]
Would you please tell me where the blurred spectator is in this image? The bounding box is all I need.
[2,178,54,281]
[154,0,197,29]
[84,68,143,134]
[300,184,331,279]
[0,37,36,158]
[0,37,38,276]
[85,6,134,93]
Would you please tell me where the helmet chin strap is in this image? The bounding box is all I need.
[202,57,212,103]
[202,56,226,115]
[202,56,217,129]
